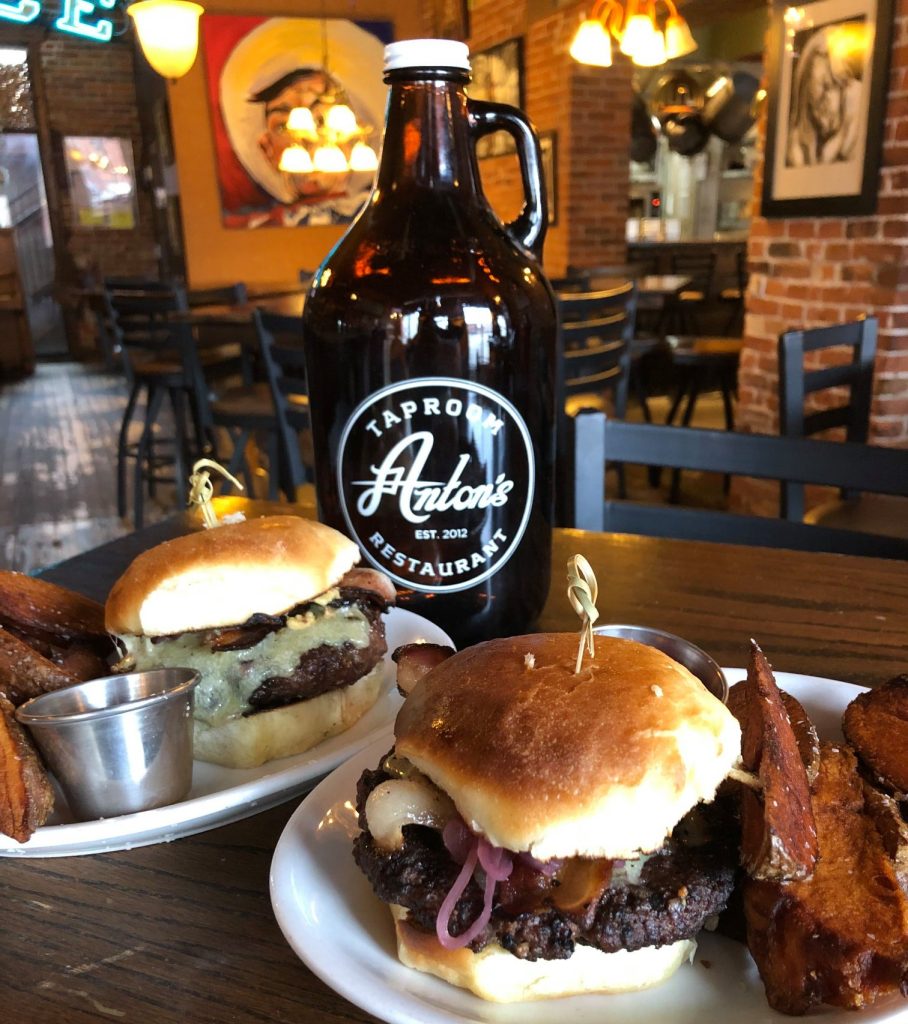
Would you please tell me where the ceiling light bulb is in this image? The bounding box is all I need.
[128,0,204,81]
[325,104,359,140]
[278,144,314,174]
[632,26,667,67]
[619,14,655,59]
[287,106,317,135]
[312,144,348,173]
[569,18,613,67]
[664,15,697,60]
[349,141,378,172]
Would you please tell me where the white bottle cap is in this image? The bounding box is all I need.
[384,39,470,73]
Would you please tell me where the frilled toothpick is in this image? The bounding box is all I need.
[567,554,600,674]
[187,458,244,528]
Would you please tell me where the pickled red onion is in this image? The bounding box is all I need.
[435,841,479,949]
[478,838,513,881]
[442,817,472,865]
[435,833,514,950]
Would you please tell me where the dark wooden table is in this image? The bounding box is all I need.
[176,290,306,327]
[5,499,908,1023]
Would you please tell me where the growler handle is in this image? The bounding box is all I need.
[467,98,547,260]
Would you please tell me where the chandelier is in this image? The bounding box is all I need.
[570,0,697,69]
[277,18,378,177]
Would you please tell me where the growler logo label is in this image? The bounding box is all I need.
[337,378,535,593]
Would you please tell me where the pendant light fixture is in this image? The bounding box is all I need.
[278,14,378,178]
[570,0,697,70]
[128,0,204,81]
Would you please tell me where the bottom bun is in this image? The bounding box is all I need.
[193,663,385,768]
[391,905,697,1003]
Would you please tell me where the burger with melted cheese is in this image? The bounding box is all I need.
[354,633,742,1002]
[105,516,395,768]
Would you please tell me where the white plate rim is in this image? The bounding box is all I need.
[269,670,908,1024]
[0,607,451,858]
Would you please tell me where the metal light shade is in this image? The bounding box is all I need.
[569,18,613,67]
[654,69,705,114]
[662,111,710,156]
[278,144,314,174]
[664,15,697,59]
[703,71,760,143]
[312,144,348,173]
[631,91,657,163]
[128,0,204,81]
[349,141,378,172]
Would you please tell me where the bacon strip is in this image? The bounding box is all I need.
[392,643,455,697]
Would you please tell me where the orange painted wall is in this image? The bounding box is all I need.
[168,1,423,287]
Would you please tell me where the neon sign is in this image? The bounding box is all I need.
[0,0,119,42]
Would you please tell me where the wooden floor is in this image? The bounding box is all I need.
[0,363,173,573]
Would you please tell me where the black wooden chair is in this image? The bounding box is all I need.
[668,249,716,333]
[664,335,744,501]
[566,412,908,560]
[719,249,748,336]
[778,317,880,524]
[555,283,636,520]
[106,282,199,528]
[255,309,311,502]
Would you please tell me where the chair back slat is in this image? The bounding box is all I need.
[803,406,851,436]
[555,285,637,525]
[778,316,877,519]
[557,285,636,407]
[105,283,190,384]
[669,250,716,294]
[255,309,308,490]
[569,412,908,560]
[803,363,864,393]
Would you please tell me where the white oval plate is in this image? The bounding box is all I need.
[270,672,908,1024]
[0,607,451,858]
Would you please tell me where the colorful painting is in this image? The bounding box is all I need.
[202,15,392,229]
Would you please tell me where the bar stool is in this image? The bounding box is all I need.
[665,334,743,502]
[107,283,200,527]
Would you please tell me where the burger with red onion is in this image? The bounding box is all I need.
[353,632,742,1002]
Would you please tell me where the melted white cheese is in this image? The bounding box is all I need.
[121,604,370,727]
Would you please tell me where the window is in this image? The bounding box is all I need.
[63,136,138,229]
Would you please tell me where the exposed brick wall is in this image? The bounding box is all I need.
[34,35,159,285]
[421,0,632,276]
[736,0,908,514]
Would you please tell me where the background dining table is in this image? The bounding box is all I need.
[3,497,907,1024]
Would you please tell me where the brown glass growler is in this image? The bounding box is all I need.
[302,40,556,648]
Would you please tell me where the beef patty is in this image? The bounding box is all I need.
[248,599,387,712]
[353,760,738,962]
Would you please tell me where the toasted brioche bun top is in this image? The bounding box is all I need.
[105,516,360,636]
[394,633,741,861]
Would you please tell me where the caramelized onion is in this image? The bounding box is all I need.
[517,851,563,877]
[364,777,455,851]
